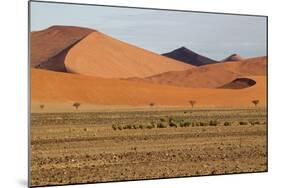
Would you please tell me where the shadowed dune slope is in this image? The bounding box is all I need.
[129,56,266,88]
[163,47,218,66]
[218,78,257,89]
[31,25,94,70]
[65,32,193,78]
[31,69,266,107]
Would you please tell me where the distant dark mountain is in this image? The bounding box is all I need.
[221,54,244,62]
[162,47,218,66]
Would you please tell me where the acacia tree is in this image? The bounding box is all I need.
[40,104,44,110]
[189,100,196,108]
[73,102,81,110]
[149,102,155,107]
[252,100,259,107]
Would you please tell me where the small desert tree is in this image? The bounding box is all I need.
[189,100,196,108]
[149,102,155,107]
[252,100,259,107]
[73,102,81,110]
[39,104,44,110]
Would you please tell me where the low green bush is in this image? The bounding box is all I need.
[112,124,117,130]
[200,122,208,126]
[179,121,185,127]
[192,122,196,127]
[168,117,174,123]
[160,118,166,122]
[184,121,191,127]
[157,122,167,128]
[224,122,231,126]
[239,121,248,125]
[209,120,218,126]
[169,121,178,128]
[150,122,157,128]
[250,121,261,125]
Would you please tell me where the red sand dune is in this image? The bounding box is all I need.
[64,32,193,78]
[31,68,266,108]
[129,56,266,88]
[30,25,94,71]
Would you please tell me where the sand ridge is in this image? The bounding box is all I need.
[129,56,266,88]
[64,32,194,78]
[31,25,94,70]
[31,68,266,108]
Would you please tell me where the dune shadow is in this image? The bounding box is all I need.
[218,77,256,89]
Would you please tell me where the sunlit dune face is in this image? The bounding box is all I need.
[64,32,193,78]
[31,68,266,109]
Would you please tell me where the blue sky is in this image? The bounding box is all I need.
[30,1,267,60]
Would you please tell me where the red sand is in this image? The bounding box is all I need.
[129,56,266,88]
[30,25,94,70]
[31,68,266,108]
[64,32,193,78]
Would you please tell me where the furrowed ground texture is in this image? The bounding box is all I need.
[30,108,267,187]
